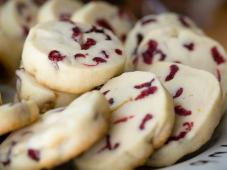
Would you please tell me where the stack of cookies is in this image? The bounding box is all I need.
[0,1,226,170]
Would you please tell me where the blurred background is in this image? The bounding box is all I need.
[82,0,227,50]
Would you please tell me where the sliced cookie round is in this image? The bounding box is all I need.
[136,27,227,112]
[22,21,125,93]
[0,0,39,39]
[125,13,203,71]
[16,68,79,113]
[0,101,39,136]
[71,1,133,43]
[144,62,222,167]
[75,71,175,170]
[38,0,82,23]
[0,91,110,170]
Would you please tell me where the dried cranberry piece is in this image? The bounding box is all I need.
[96,19,114,33]
[134,79,154,89]
[183,42,194,51]
[102,50,109,59]
[108,98,114,105]
[175,105,192,116]
[81,38,96,50]
[113,115,135,124]
[179,15,191,28]
[139,114,153,130]
[120,34,127,43]
[72,26,81,41]
[74,53,86,59]
[27,149,40,162]
[97,135,120,153]
[211,47,226,65]
[85,26,112,40]
[165,64,179,81]
[141,18,157,25]
[93,57,106,64]
[135,86,157,100]
[173,87,184,99]
[48,50,65,62]
[115,49,123,55]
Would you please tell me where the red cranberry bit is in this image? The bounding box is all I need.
[72,26,81,41]
[97,135,120,153]
[183,42,194,51]
[179,15,191,28]
[48,50,65,62]
[102,50,109,59]
[121,34,127,43]
[141,18,157,25]
[135,86,158,100]
[115,49,123,55]
[216,69,221,82]
[96,18,114,33]
[173,87,184,99]
[139,114,153,130]
[81,38,96,50]
[211,47,226,65]
[103,90,110,95]
[108,98,114,105]
[27,149,40,162]
[183,122,194,131]
[134,79,155,89]
[165,64,179,81]
[93,57,107,64]
[85,26,112,41]
[2,141,17,166]
[59,13,71,21]
[175,105,192,116]
[113,115,135,124]
[74,53,86,59]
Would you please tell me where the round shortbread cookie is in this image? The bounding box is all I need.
[38,0,82,23]
[16,68,79,113]
[136,27,227,112]
[22,21,125,93]
[0,0,40,39]
[0,91,110,170]
[125,13,203,71]
[71,1,133,42]
[0,101,39,136]
[143,62,222,167]
[75,71,175,170]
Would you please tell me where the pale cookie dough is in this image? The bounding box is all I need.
[0,101,39,136]
[16,68,79,113]
[0,0,39,39]
[125,13,203,71]
[38,0,82,23]
[0,91,110,170]
[75,71,175,170]
[71,1,133,42]
[22,21,125,93]
[143,62,222,167]
[136,27,227,112]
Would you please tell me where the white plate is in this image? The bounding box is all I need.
[1,84,227,170]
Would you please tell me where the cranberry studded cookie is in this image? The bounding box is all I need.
[71,1,133,43]
[0,91,110,170]
[16,68,78,113]
[145,62,222,167]
[0,101,39,136]
[136,27,227,112]
[22,21,125,93]
[38,0,82,23]
[0,0,40,39]
[125,13,203,71]
[75,72,175,170]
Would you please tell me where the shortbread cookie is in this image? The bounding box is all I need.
[0,0,39,39]
[22,21,125,93]
[0,91,110,170]
[71,1,133,42]
[38,0,82,23]
[0,101,39,136]
[125,13,203,70]
[143,62,222,167]
[135,27,227,112]
[75,72,175,170]
[16,68,78,113]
